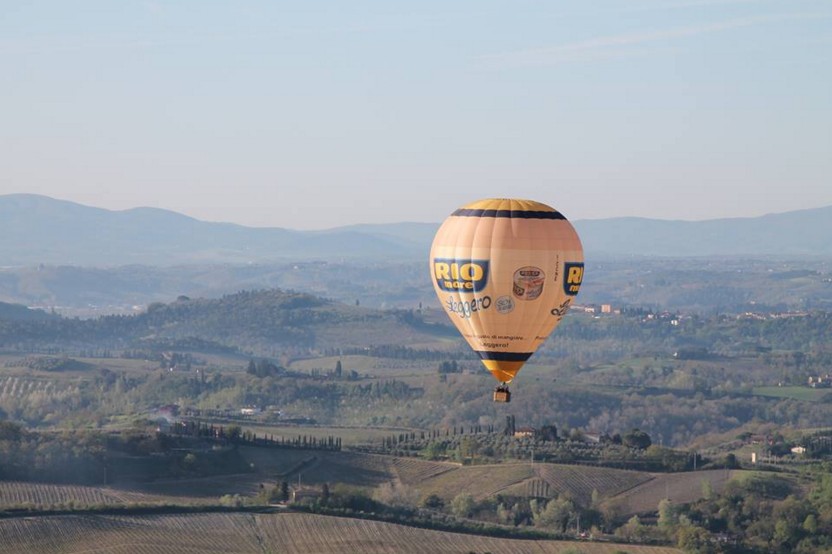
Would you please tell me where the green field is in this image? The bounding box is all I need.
[752,386,831,402]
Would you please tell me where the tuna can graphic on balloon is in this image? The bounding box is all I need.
[429,198,584,402]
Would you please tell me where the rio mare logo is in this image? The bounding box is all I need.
[433,259,489,293]
[446,295,492,319]
[563,262,584,296]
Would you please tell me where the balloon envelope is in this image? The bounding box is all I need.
[429,198,584,384]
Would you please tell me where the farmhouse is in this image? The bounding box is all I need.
[808,375,832,389]
[291,486,322,504]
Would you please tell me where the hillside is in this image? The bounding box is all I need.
[574,206,832,257]
[2,256,831,318]
[0,302,54,322]
[0,443,706,517]
[0,289,452,355]
[0,512,682,554]
[605,469,738,517]
[0,194,422,266]
[2,194,832,267]
[411,462,655,507]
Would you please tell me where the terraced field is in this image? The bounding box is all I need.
[0,450,394,513]
[391,457,458,484]
[0,512,683,553]
[0,375,78,402]
[517,477,552,499]
[533,464,654,505]
[0,481,193,509]
[417,463,535,501]
[607,469,737,516]
[0,449,718,523]
[239,447,397,487]
[416,461,655,506]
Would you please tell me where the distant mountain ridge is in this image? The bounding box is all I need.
[574,207,832,257]
[1,194,831,266]
[0,194,421,266]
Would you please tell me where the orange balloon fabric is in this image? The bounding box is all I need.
[430,198,584,384]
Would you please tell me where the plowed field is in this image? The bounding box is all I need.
[0,512,683,553]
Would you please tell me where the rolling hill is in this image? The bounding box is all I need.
[0,194,423,266]
[0,302,55,322]
[2,194,831,267]
[574,207,832,257]
[0,288,453,355]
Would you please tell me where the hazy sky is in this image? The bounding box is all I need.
[2,1,830,229]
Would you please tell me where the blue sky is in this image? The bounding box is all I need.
[2,0,830,229]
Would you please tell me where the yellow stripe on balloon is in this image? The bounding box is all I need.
[480,360,525,383]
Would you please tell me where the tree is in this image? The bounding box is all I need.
[423,441,446,460]
[496,503,512,524]
[569,428,585,442]
[182,452,197,469]
[280,481,289,502]
[658,498,677,532]
[534,497,576,533]
[438,360,459,374]
[0,421,23,442]
[456,437,479,462]
[803,513,818,534]
[623,428,652,449]
[773,518,798,550]
[451,493,475,518]
[226,425,242,441]
[676,525,714,553]
[539,424,558,441]
[423,494,444,509]
[701,478,713,501]
[616,515,648,543]
[373,482,419,508]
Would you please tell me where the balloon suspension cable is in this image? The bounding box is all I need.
[493,383,511,403]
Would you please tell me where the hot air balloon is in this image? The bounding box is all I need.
[429,198,584,402]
